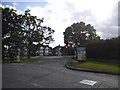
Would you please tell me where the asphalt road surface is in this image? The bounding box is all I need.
[2,56,119,88]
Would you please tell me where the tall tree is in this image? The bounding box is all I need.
[2,7,23,60]
[63,21,100,46]
[22,9,54,58]
[2,7,55,60]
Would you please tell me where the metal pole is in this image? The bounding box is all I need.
[70,46,72,64]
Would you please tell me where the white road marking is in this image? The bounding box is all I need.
[30,82,39,87]
[79,79,97,86]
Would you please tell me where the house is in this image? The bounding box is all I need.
[52,45,61,56]
[38,45,52,56]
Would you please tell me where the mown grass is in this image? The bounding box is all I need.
[67,61,119,73]
[2,57,44,63]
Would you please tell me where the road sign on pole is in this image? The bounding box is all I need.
[68,40,74,46]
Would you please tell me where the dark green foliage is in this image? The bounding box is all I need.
[2,7,54,60]
[86,37,119,60]
[63,21,100,46]
[2,8,24,60]
[63,21,118,62]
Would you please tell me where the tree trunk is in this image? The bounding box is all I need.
[27,48,31,58]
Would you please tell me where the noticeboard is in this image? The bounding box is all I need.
[77,47,86,61]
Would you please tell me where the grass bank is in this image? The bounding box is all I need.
[2,57,44,63]
[67,61,119,73]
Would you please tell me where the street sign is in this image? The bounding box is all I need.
[68,40,74,46]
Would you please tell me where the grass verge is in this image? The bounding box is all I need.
[2,57,44,63]
[67,61,119,73]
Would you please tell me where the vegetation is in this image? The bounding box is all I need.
[63,21,119,61]
[2,7,55,60]
[63,21,100,46]
[85,37,119,60]
[67,61,119,73]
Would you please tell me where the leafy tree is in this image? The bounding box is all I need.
[22,9,54,58]
[63,21,100,46]
[2,7,24,60]
[2,7,55,60]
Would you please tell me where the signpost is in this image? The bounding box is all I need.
[68,40,74,46]
[67,40,74,63]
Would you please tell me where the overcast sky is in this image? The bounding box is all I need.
[1,0,119,48]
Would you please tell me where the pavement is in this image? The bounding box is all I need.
[2,56,119,88]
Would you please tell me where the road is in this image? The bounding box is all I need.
[2,56,119,88]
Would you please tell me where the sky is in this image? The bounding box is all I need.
[1,0,119,48]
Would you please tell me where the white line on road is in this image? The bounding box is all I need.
[30,82,39,87]
[79,79,97,86]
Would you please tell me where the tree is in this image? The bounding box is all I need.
[22,9,54,58]
[2,7,55,60]
[63,21,100,46]
[2,7,24,60]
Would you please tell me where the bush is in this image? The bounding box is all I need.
[85,37,119,61]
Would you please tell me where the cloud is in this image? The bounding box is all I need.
[6,5,17,10]
[94,2,118,39]
[12,2,18,6]
[0,4,5,8]
[2,4,24,15]
[24,0,119,47]
[2,0,119,47]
